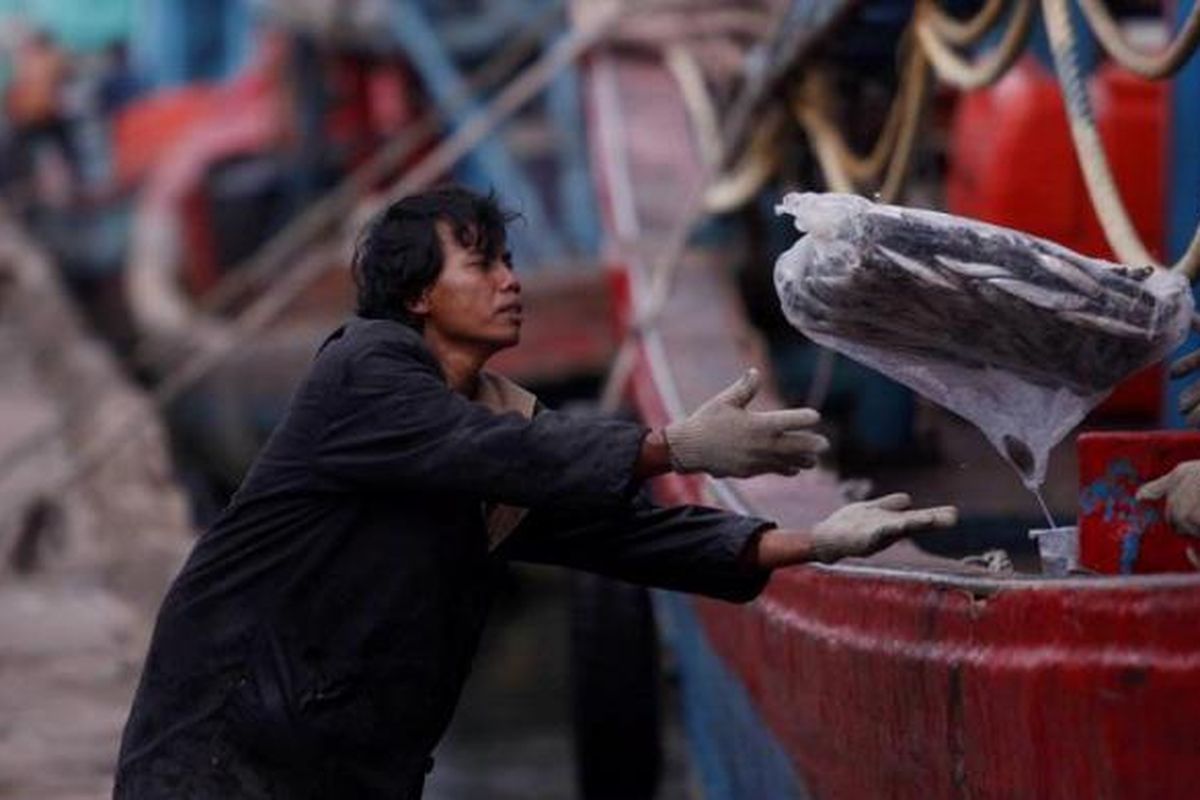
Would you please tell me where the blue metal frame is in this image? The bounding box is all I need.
[543,19,600,260]
[388,0,567,268]
[1165,0,1200,427]
[654,592,812,800]
[131,0,254,87]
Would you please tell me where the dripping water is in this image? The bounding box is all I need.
[1032,486,1058,531]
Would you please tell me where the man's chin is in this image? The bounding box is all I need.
[486,333,520,353]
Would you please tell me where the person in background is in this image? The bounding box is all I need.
[113,185,958,799]
[97,41,142,117]
[5,28,75,189]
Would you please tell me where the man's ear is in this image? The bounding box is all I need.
[407,290,431,318]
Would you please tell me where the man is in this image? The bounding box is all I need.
[114,185,957,798]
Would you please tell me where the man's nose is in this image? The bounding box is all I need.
[498,265,521,293]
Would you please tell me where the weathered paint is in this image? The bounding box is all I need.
[1078,432,1200,574]
[1078,457,1160,574]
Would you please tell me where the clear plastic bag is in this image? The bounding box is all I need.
[774,192,1194,487]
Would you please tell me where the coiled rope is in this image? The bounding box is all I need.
[915,0,1035,89]
[793,43,931,201]
[1043,0,1200,276]
[923,0,1010,46]
[1076,0,1200,79]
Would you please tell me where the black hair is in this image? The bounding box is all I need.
[351,185,519,328]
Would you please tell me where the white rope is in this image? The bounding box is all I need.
[915,0,1035,90]
[793,67,903,184]
[793,45,931,202]
[1043,0,1200,276]
[925,0,1011,46]
[664,44,725,169]
[1076,0,1200,80]
[703,109,785,212]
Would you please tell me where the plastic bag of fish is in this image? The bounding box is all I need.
[774,192,1194,487]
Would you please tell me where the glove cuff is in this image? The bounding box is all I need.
[807,525,847,564]
[663,421,704,474]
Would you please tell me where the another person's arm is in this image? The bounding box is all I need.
[1136,326,1200,535]
[1137,462,1200,536]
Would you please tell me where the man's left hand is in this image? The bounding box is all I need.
[752,494,959,568]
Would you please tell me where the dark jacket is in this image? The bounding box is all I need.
[114,317,771,799]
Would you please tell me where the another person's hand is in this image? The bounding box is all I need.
[1136,461,1200,537]
[664,368,828,478]
[751,493,959,568]
[1166,316,1200,425]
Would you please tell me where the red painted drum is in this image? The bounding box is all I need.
[1078,431,1200,574]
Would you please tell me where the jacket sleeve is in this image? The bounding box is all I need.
[495,493,774,603]
[312,336,646,510]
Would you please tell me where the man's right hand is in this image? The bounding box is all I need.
[664,368,829,478]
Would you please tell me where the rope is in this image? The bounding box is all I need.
[666,42,787,213]
[664,44,725,170]
[1043,0,1200,276]
[792,44,931,202]
[794,83,857,192]
[915,0,1035,90]
[924,0,1011,47]
[704,109,785,212]
[792,69,900,185]
[1076,0,1200,80]
[878,47,931,201]
[598,0,838,409]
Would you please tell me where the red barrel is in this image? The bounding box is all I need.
[1078,431,1200,573]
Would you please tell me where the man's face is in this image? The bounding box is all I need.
[411,221,523,354]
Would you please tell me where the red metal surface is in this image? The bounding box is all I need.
[694,571,1200,800]
[947,57,1168,420]
[946,56,1167,266]
[112,85,221,188]
[1079,431,1200,574]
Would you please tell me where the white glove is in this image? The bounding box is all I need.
[664,368,828,478]
[808,493,959,563]
[1136,460,1200,537]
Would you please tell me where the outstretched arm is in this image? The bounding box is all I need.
[745,493,959,568]
[500,492,958,603]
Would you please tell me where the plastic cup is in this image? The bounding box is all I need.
[1028,526,1079,577]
